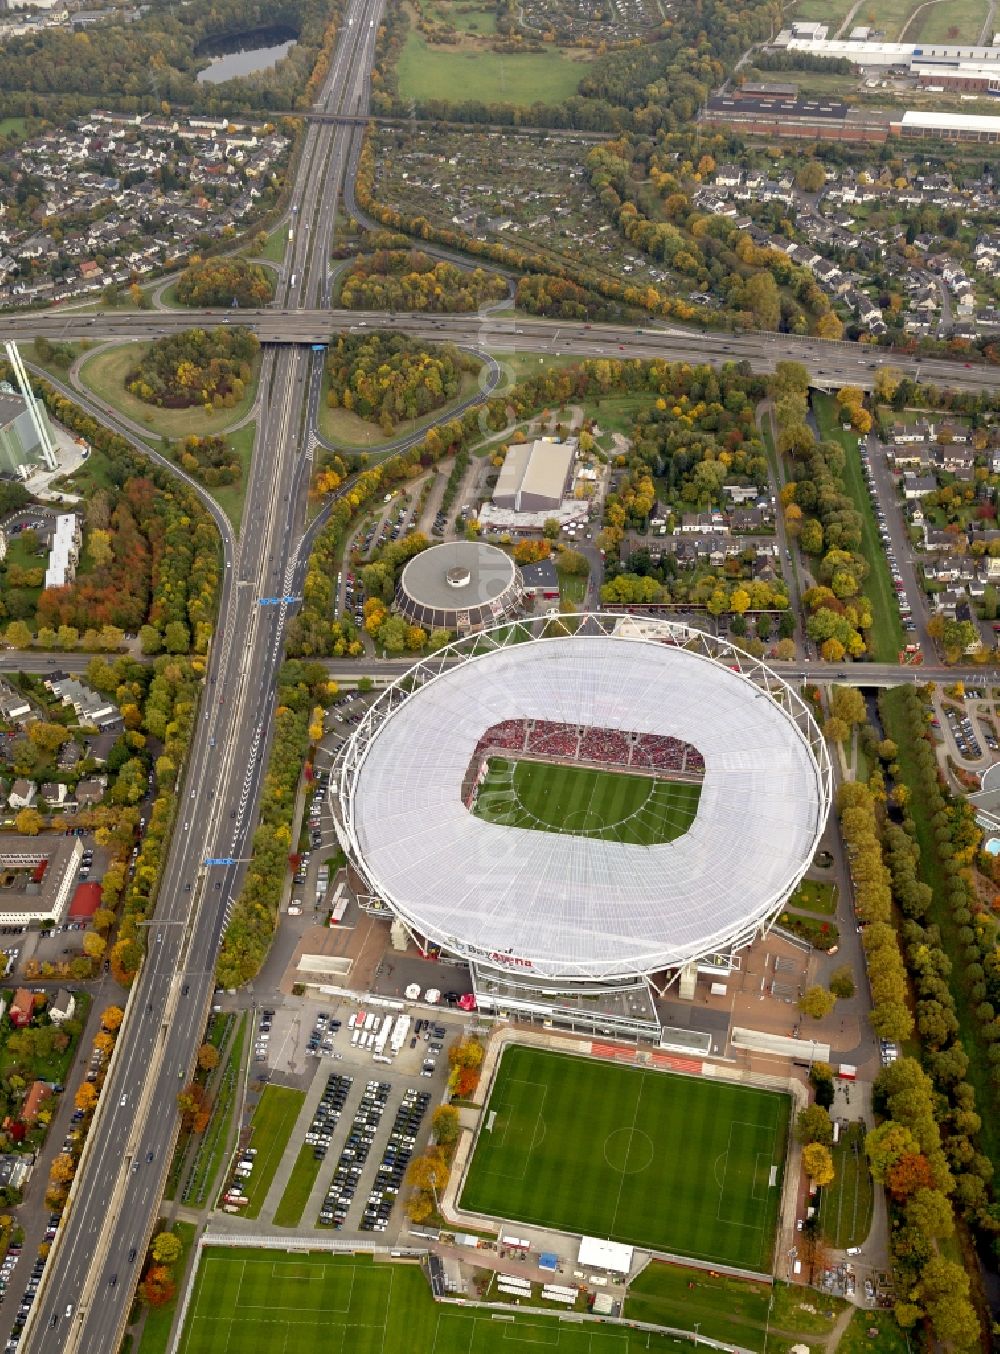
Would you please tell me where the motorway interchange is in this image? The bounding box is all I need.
[11,1,1000,1350]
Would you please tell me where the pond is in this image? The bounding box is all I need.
[196,25,297,84]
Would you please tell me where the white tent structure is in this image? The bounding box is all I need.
[336,616,831,996]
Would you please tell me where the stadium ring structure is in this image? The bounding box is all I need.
[333,614,832,1015]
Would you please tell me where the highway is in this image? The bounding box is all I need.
[9,307,1000,394]
[20,0,386,1349]
[14,4,1000,1347]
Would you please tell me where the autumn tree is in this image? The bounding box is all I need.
[49,1154,75,1186]
[798,985,836,1020]
[14,808,43,836]
[150,1230,182,1264]
[83,932,107,961]
[101,1006,125,1032]
[74,1082,98,1114]
[141,1265,176,1307]
[196,1043,220,1072]
[801,1142,835,1187]
[431,1104,460,1146]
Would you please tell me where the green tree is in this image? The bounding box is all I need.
[795,1103,833,1146]
[828,965,855,999]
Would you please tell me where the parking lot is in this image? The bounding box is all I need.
[238,995,459,1238]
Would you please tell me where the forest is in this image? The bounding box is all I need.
[0,366,220,652]
[125,326,259,411]
[169,434,243,487]
[338,248,508,313]
[175,257,275,309]
[325,331,478,433]
[0,0,344,117]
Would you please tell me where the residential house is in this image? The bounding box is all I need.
[9,988,35,1028]
[8,780,36,809]
[49,989,75,1025]
[21,1080,51,1125]
[903,474,938,500]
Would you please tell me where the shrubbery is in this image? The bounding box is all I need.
[176,258,274,309]
[326,331,478,433]
[126,326,258,411]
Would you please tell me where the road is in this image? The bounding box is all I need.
[311,651,994,687]
[8,309,1000,396]
[20,0,386,1349]
[14,9,1000,1348]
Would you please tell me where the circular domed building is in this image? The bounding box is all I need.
[396,541,523,634]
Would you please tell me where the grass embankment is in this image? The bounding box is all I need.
[210,422,256,532]
[182,1014,247,1209]
[79,344,259,440]
[134,1220,197,1354]
[258,222,289,263]
[396,30,585,104]
[272,1144,322,1227]
[880,687,1000,1173]
[242,1086,306,1219]
[813,393,903,663]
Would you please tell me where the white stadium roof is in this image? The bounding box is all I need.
[337,620,831,983]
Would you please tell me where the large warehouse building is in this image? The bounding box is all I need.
[492,437,577,514]
[395,541,524,635]
[334,615,831,1038]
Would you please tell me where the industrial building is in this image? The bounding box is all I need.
[0,391,56,480]
[892,110,1000,142]
[492,437,577,514]
[771,36,1000,67]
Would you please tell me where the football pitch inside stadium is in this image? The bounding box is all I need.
[472,757,701,845]
[461,1048,789,1271]
[178,1249,700,1353]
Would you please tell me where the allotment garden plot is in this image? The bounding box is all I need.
[461,1047,789,1271]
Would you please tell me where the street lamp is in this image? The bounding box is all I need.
[693,1322,700,1347]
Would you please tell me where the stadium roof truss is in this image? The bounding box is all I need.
[334,614,833,989]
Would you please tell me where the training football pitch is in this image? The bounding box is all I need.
[461,1048,789,1271]
[178,1249,698,1353]
[473,757,701,845]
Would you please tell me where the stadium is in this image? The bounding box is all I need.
[334,615,832,1039]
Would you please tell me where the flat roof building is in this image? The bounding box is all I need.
[493,438,577,514]
[0,834,83,925]
[395,541,523,635]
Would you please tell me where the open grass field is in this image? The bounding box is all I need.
[396,30,585,104]
[473,757,701,845]
[819,1122,873,1249]
[461,1047,789,1270]
[179,1249,700,1353]
[272,1144,322,1227]
[787,879,837,916]
[907,0,987,41]
[79,344,259,441]
[211,422,256,532]
[242,1085,305,1219]
[813,394,903,663]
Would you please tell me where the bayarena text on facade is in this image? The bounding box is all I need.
[333,615,832,1034]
